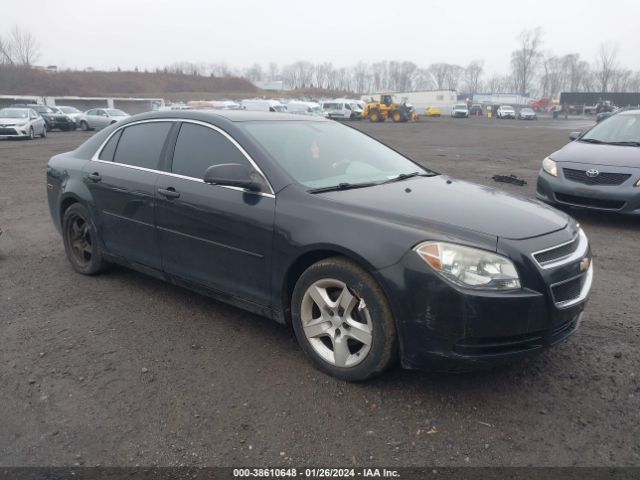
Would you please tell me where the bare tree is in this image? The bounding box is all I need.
[7,26,40,66]
[463,60,484,94]
[510,27,543,94]
[428,63,450,89]
[595,43,618,92]
[444,65,463,90]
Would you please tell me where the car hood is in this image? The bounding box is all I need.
[318,176,568,241]
[552,140,640,168]
[0,117,30,123]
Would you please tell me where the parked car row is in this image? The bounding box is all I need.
[0,104,132,140]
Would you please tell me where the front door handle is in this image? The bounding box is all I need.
[87,172,101,182]
[157,187,180,199]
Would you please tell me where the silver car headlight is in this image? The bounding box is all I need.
[415,242,521,290]
[542,157,557,177]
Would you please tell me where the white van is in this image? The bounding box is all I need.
[241,99,287,113]
[320,99,363,120]
[286,101,328,117]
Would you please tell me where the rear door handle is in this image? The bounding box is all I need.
[157,187,180,199]
[87,172,101,182]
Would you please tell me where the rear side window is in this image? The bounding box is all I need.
[113,122,171,169]
[98,130,122,161]
[171,123,251,179]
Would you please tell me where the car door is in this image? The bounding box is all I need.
[29,109,42,134]
[155,121,275,306]
[83,121,173,269]
[94,109,110,129]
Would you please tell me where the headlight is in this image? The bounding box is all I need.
[415,242,521,290]
[16,122,28,127]
[635,179,640,187]
[542,157,557,177]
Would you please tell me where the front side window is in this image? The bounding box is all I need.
[171,123,251,179]
[242,121,430,189]
[113,122,172,169]
[106,109,126,116]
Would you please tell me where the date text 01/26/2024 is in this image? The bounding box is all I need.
[233,468,400,478]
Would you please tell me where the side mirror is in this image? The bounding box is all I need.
[569,131,581,141]
[203,163,263,192]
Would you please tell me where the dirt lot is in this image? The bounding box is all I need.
[0,116,638,467]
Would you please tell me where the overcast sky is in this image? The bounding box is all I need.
[1,0,639,74]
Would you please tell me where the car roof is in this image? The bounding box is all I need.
[132,109,328,123]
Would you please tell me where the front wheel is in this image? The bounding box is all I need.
[291,257,398,381]
[80,120,89,131]
[62,203,108,275]
[28,127,34,140]
[40,125,47,138]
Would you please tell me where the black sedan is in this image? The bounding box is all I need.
[47,110,593,381]
[537,109,640,214]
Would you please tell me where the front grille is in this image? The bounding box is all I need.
[563,168,630,186]
[551,275,585,304]
[555,192,625,210]
[0,127,17,135]
[534,237,579,265]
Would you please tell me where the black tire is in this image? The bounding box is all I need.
[28,127,34,140]
[62,203,108,275]
[40,125,47,138]
[368,109,382,123]
[80,120,89,131]
[291,257,398,381]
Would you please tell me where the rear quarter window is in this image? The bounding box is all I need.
[113,122,172,169]
[98,130,122,161]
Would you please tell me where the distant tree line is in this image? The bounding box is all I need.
[2,25,640,98]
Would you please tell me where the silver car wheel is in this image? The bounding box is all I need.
[300,278,373,368]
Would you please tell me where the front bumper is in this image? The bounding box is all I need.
[376,228,592,371]
[536,166,640,215]
[0,126,31,138]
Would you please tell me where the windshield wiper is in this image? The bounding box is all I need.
[607,141,640,147]
[579,138,606,144]
[381,171,435,184]
[308,181,378,193]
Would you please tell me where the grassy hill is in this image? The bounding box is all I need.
[0,66,258,97]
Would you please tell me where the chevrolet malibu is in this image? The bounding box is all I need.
[537,109,640,214]
[47,110,593,381]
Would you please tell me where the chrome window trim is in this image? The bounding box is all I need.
[551,263,594,309]
[531,228,588,270]
[90,117,275,197]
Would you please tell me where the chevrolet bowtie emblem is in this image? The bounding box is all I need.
[580,257,590,272]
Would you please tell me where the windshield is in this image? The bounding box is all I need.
[242,121,430,189]
[59,106,80,113]
[0,108,29,118]
[272,105,287,112]
[106,109,127,116]
[581,114,640,143]
[33,106,54,114]
[501,106,514,110]
[310,106,323,114]
[521,108,533,113]
[454,105,467,109]
[349,103,361,111]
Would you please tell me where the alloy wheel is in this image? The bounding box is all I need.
[300,278,373,368]
[67,215,93,266]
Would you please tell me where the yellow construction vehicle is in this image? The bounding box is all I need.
[361,94,419,123]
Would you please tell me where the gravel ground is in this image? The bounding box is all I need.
[0,116,638,467]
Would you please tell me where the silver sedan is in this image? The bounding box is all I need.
[78,108,130,131]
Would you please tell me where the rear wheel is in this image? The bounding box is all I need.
[291,257,398,381]
[80,120,89,131]
[62,203,108,275]
[391,110,403,122]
